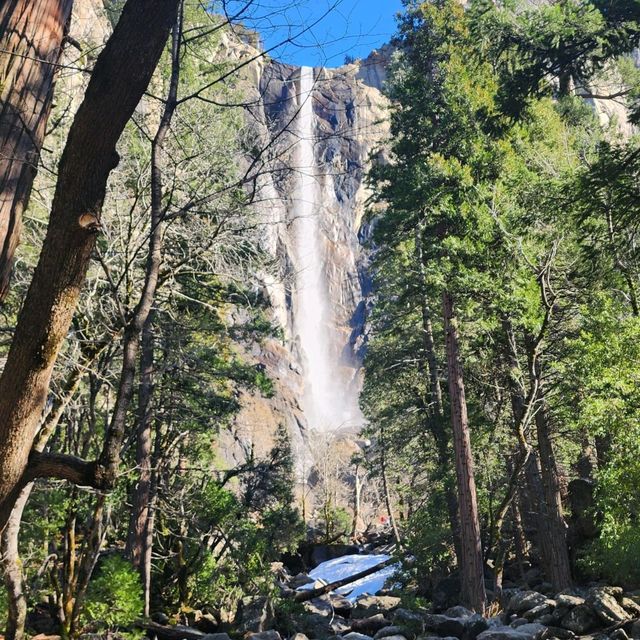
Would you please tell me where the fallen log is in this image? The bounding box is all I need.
[142,622,206,640]
[293,557,396,603]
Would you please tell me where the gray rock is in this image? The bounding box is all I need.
[375,636,407,640]
[465,614,489,640]
[375,627,409,640]
[513,624,547,640]
[343,633,374,640]
[476,624,544,640]
[536,616,555,626]
[609,630,630,640]
[393,609,426,629]
[621,597,640,617]
[508,592,548,615]
[630,619,640,640]
[446,607,474,619]
[152,612,170,625]
[586,587,630,625]
[238,596,274,634]
[352,597,401,619]
[511,620,529,629]
[523,603,555,622]
[291,635,310,640]
[295,612,335,638]
[202,635,230,640]
[556,595,585,608]
[247,633,281,640]
[560,605,599,634]
[539,627,575,640]
[350,615,393,635]
[291,574,315,588]
[424,614,465,638]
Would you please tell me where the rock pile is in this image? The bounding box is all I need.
[229,586,640,640]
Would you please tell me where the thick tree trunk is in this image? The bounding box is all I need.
[443,291,486,614]
[0,0,180,530]
[0,0,74,299]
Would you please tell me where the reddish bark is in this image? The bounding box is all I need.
[0,0,74,299]
[443,291,487,614]
[0,0,180,531]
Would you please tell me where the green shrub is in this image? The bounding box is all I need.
[82,555,143,630]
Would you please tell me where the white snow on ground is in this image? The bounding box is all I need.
[297,554,400,602]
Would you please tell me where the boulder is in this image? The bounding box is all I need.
[465,614,490,640]
[610,631,630,640]
[202,635,230,640]
[523,603,555,622]
[353,597,401,619]
[350,615,393,635]
[586,588,630,625]
[621,597,640,617]
[555,595,585,609]
[291,635,310,640]
[343,633,374,640]
[291,574,315,589]
[476,624,545,640]
[630,619,640,640]
[508,592,548,615]
[237,597,274,634]
[295,612,338,638]
[246,632,281,640]
[330,594,354,617]
[539,628,575,640]
[393,609,426,628]
[152,612,171,625]
[373,624,408,640]
[560,605,599,634]
[424,615,465,638]
[446,607,474,619]
[510,620,529,629]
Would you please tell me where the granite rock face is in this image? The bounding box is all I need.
[216,38,391,498]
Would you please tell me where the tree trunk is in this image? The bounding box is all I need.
[0,0,180,530]
[533,387,572,590]
[127,312,156,616]
[442,291,486,614]
[1,486,31,640]
[0,0,74,299]
[415,221,461,560]
[379,426,401,544]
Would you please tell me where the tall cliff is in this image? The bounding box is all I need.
[218,42,391,468]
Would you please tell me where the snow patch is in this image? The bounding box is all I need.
[297,553,399,602]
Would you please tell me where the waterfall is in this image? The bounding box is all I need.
[292,66,363,433]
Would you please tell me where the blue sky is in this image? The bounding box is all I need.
[224,0,404,67]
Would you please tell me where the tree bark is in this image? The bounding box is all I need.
[442,291,486,614]
[1,486,31,640]
[533,385,572,590]
[415,221,461,561]
[0,0,74,299]
[126,312,156,617]
[0,0,180,531]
